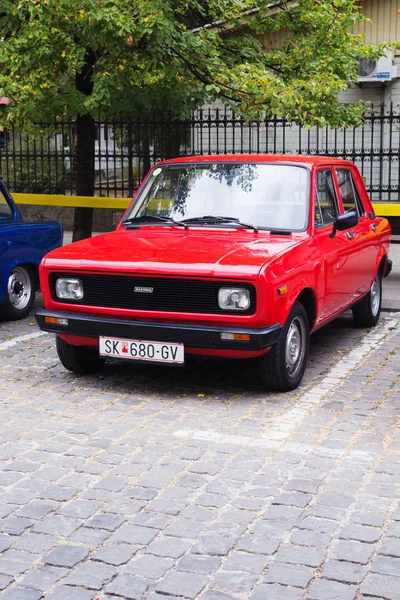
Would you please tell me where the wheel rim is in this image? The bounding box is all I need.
[285,315,307,379]
[7,267,31,310]
[370,275,381,317]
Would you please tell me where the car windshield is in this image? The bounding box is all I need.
[124,163,309,231]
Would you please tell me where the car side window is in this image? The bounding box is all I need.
[315,170,339,228]
[0,188,13,219]
[336,169,365,216]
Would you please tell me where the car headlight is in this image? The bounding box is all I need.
[218,288,250,311]
[55,278,83,300]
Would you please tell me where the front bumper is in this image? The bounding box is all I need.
[35,309,282,352]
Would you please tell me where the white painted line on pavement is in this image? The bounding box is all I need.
[0,331,48,351]
[174,315,400,449]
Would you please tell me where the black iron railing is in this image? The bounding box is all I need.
[0,104,399,202]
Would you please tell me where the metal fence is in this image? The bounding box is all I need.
[0,104,399,202]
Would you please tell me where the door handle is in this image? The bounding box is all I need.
[346,231,355,239]
[370,223,377,232]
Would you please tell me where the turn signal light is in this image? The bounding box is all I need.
[44,317,68,326]
[220,333,250,341]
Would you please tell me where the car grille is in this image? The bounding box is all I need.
[49,273,256,315]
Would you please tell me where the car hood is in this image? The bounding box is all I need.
[42,228,303,280]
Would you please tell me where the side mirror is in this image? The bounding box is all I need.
[329,211,358,238]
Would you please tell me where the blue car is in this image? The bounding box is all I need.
[0,178,62,320]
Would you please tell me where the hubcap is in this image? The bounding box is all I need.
[370,275,381,317]
[7,267,31,310]
[285,316,306,379]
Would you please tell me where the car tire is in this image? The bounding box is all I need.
[352,271,382,327]
[0,265,36,321]
[259,301,309,392]
[56,335,106,374]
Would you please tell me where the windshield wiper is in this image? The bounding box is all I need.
[180,215,258,231]
[123,215,188,229]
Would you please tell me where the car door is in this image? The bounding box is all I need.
[313,168,360,322]
[335,167,377,296]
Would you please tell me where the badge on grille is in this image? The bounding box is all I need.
[134,286,154,293]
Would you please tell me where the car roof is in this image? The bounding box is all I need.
[156,154,354,167]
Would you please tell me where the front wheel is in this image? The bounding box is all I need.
[259,302,309,392]
[56,336,105,374]
[0,265,36,321]
[352,272,382,328]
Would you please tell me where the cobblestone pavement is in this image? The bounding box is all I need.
[0,300,400,600]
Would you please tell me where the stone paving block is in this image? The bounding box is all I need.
[0,574,14,591]
[193,532,240,556]
[0,549,38,576]
[0,517,34,535]
[106,574,150,599]
[124,554,174,578]
[122,486,158,501]
[0,533,12,552]
[314,491,354,508]
[308,505,346,521]
[164,517,205,539]
[86,512,126,531]
[263,505,303,522]
[307,578,357,600]
[32,515,81,537]
[223,552,269,574]
[298,516,339,534]
[56,499,101,519]
[146,536,192,558]
[156,571,209,598]
[387,521,400,537]
[290,529,331,548]
[211,570,259,594]
[272,492,312,508]
[329,540,375,564]
[93,543,140,566]
[130,511,174,530]
[378,538,400,558]
[67,525,111,546]
[370,555,400,578]
[322,559,368,584]
[361,573,400,599]
[110,523,159,545]
[0,503,18,518]
[264,562,315,587]
[201,593,240,600]
[349,511,386,527]
[339,524,382,543]
[1,588,43,600]
[46,585,94,600]
[44,544,89,568]
[250,583,303,600]
[17,566,68,592]
[274,545,326,567]
[37,486,78,502]
[177,554,221,575]
[63,560,117,589]
[12,532,56,554]
[93,476,127,492]
[236,534,281,556]
[15,500,58,520]
[147,498,188,515]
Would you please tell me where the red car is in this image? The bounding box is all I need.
[36,155,391,391]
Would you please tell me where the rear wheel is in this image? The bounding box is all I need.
[56,336,105,374]
[259,301,309,392]
[352,272,381,327]
[0,265,36,321]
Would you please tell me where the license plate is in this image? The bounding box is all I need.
[99,336,184,364]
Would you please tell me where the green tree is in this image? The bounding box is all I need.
[0,0,391,240]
